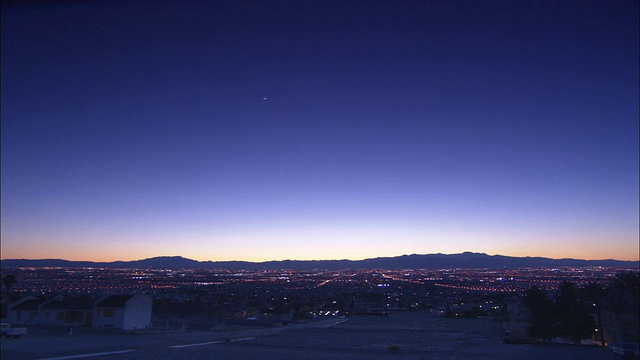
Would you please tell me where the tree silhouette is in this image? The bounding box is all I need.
[555,281,594,343]
[1,273,17,318]
[524,282,596,343]
[523,286,557,341]
[2,274,16,294]
[605,272,639,311]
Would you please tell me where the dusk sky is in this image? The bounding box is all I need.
[1,1,638,262]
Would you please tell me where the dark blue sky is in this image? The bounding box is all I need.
[2,0,638,261]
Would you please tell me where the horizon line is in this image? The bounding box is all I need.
[2,251,639,264]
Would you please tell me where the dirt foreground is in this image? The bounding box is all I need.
[1,312,616,360]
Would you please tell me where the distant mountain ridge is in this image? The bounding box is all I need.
[1,252,638,270]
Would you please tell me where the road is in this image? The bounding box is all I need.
[0,318,349,360]
[1,315,619,360]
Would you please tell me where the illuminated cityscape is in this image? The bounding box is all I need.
[1,264,637,359]
[4,266,623,297]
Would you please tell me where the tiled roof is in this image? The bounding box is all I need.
[95,295,133,308]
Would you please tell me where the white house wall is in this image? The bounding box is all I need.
[122,293,152,330]
[6,310,38,325]
[93,307,125,329]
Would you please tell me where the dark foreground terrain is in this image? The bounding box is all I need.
[1,312,616,360]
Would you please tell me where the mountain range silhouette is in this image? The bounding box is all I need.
[2,252,638,270]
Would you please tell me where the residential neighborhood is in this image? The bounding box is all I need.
[4,293,152,330]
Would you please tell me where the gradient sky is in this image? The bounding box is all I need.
[1,1,638,262]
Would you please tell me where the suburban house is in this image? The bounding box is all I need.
[38,295,93,327]
[93,293,152,330]
[6,296,43,325]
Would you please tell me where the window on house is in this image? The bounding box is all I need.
[103,308,115,318]
[57,312,64,321]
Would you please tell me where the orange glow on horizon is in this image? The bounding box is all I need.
[2,249,638,263]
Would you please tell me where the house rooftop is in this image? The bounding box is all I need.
[41,296,94,310]
[95,295,134,308]
[10,298,42,311]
